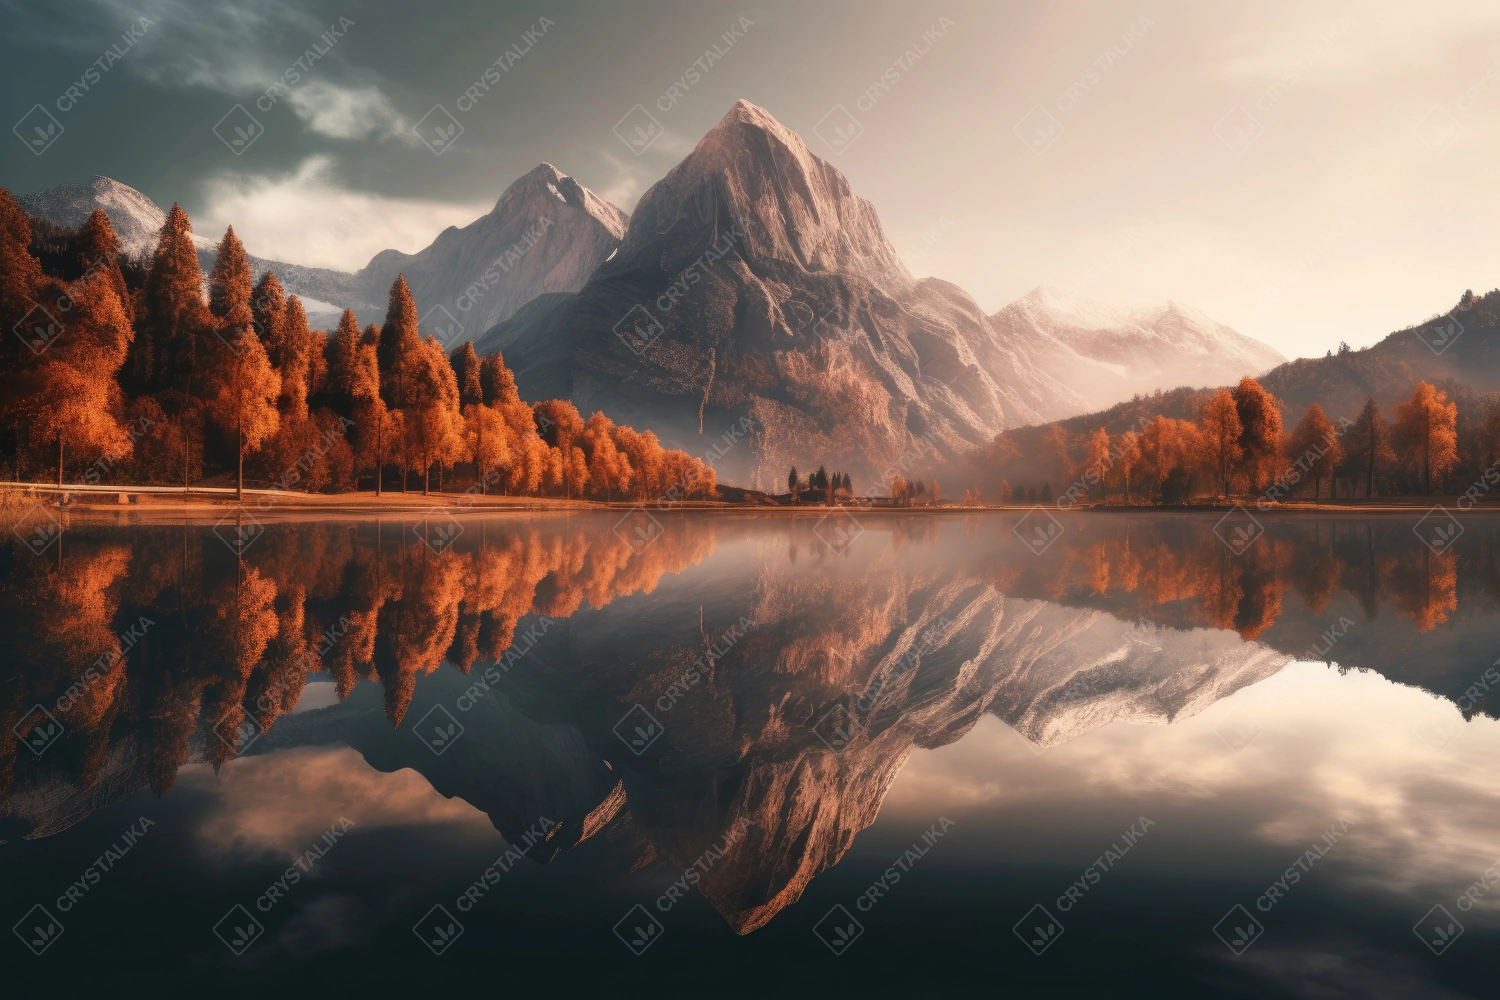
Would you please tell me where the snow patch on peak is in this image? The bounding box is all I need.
[19,175,168,258]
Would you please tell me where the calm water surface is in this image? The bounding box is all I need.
[3,510,1500,997]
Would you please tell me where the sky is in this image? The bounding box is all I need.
[4,0,1500,361]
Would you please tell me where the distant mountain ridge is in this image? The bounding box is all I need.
[991,285,1287,402]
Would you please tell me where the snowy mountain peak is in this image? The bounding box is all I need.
[18,175,168,258]
[992,285,1287,400]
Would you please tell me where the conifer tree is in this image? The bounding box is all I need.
[206,227,280,499]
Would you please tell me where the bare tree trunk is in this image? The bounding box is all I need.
[57,435,63,488]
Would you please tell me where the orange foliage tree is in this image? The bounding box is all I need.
[1393,381,1458,494]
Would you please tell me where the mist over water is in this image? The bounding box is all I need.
[2,510,1498,996]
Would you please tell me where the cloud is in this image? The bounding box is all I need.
[181,744,493,864]
[195,155,491,271]
[285,80,418,145]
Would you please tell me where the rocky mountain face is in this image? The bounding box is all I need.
[475,101,1089,487]
[355,163,628,341]
[990,285,1287,405]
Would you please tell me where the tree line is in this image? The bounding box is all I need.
[0,191,716,501]
[984,375,1485,505]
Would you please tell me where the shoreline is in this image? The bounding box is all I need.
[4,481,1498,522]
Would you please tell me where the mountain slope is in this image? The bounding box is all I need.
[353,163,628,340]
[989,285,1286,403]
[476,100,1087,487]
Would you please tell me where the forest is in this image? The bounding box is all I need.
[979,374,1490,506]
[0,189,716,502]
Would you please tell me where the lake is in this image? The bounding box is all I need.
[2,508,1498,997]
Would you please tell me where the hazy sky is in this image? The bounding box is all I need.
[4,0,1500,360]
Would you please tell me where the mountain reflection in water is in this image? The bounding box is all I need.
[4,512,1497,935]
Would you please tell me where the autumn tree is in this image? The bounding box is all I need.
[406,336,463,495]
[1109,430,1141,500]
[580,411,630,500]
[17,267,135,484]
[1284,403,1344,503]
[205,227,280,499]
[1073,427,1111,501]
[1345,396,1394,497]
[1233,376,1284,493]
[1393,381,1458,494]
[1199,389,1244,497]
[534,398,588,497]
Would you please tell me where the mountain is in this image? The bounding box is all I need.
[18,175,379,324]
[991,285,1286,402]
[475,100,1088,487]
[18,175,173,259]
[353,163,628,340]
[19,168,627,339]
